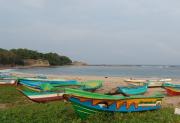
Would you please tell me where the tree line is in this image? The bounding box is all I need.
[0,48,72,66]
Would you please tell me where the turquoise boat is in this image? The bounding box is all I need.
[162,83,180,88]
[116,83,148,95]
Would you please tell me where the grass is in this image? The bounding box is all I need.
[0,86,180,123]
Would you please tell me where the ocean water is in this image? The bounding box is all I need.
[12,65,180,78]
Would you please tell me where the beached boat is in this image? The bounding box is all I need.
[164,87,180,96]
[18,78,77,88]
[18,86,64,103]
[18,80,103,103]
[18,77,67,83]
[162,83,180,88]
[19,78,103,91]
[116,83,148,95]
[0,79,16,85]
[79,80,103,91]
[125,79,171,87]
[124,78,172,83]
[128,81,167,88]
[63,88,164,119]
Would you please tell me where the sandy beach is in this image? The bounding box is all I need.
[11,72,180,107]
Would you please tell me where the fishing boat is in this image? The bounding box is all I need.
[164,87,180,96]
[18,78,77,88]
[116,83,148,95]
[125,78,172,87]
[124,78,172,82]
[63,88,164,119]
[18,85,64,103]
[126,81,163,87]
[19,78,103,91]
[18,80,103,103]
[79,80,103,91]
[162,83,180,96]
[21,77,66,81]
[0,79,16,85]
[162,83,180,88]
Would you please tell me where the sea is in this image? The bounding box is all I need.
[10,65,180,79]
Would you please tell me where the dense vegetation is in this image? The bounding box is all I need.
[0,86,180,123]
[0,48,72,66]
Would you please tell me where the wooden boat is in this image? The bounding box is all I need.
[125,78,172,87]
[126,79,172,87]
[63,88,164,119]
[79,80,103,91]
[18,80,103,103]
[18,79,77,89]
[124,78,172,83]
[18,78,66,83]
[128,81,166,88]
[18,86,64,103]
[162,83,180,88]
[0,79,16,85]
[116,83,148,95]
[164,87,180,96]
[124,79,146,82]
[19,79,103,91]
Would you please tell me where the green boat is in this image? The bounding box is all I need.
[63,88,164,119]
[18,80,103,103]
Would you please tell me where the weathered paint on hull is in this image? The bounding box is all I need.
[20,90,64,103]
[29,96,63,103]
[165,87,180,96]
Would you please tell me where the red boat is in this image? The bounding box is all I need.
[165,87,180,96]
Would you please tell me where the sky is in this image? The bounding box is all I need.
[0,0,180,65]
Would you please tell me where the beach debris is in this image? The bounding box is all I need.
[174,108,180,115]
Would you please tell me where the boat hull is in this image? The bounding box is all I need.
[127,81,164,87]
[66,96,162,119]
[117,83,148,95]
[21,91,64,103]
[0,80,16,85]
[165,87,180,96]
[63,88,163,119]
[19,79,77,88]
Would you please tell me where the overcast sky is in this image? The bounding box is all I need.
[0,0,180,65]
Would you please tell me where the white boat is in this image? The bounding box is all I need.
[0,79,16,85]
[125,78,172,87]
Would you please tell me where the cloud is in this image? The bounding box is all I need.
[1,0,180,64]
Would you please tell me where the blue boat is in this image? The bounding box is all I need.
[116,83,148,95]
[63,88,164,119]
[18,78,78,89]
[18,78,103,91]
